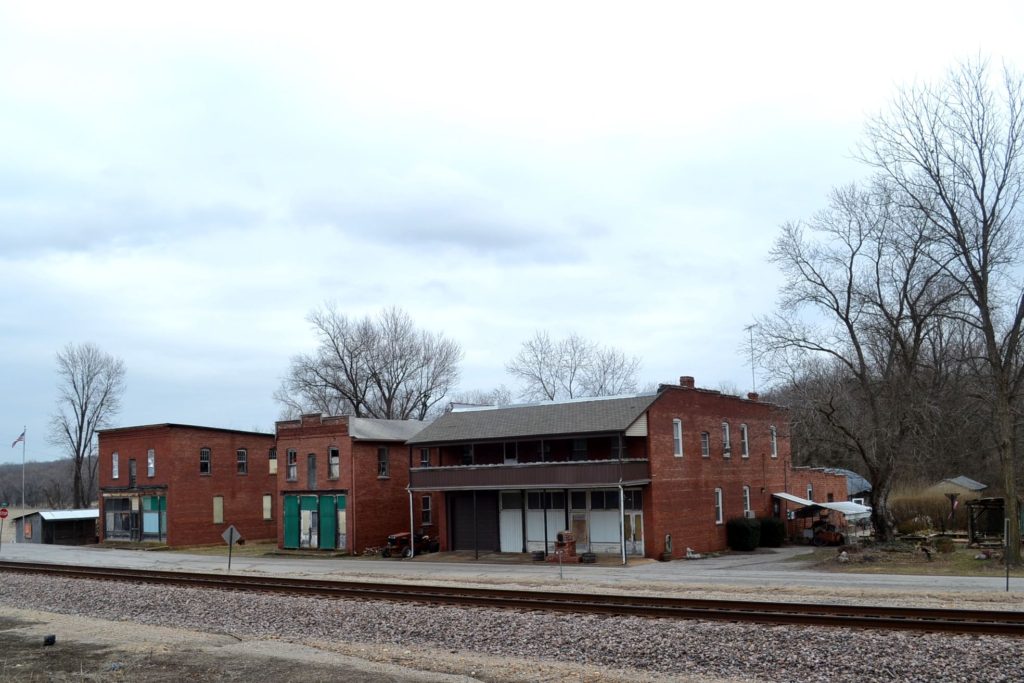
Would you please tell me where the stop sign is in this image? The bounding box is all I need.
[0,508,8,519]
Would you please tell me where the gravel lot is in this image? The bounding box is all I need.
[0,572,1022,683]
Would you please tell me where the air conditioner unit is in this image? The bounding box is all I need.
[744,510,756,519]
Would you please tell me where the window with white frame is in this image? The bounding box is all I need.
[700,432,710,458]
[147,449,155,477]
[112,452,119,479]
[714,488,724,524]
[377,447,390,478]
[268,447,278,474]
[328,447,340,479]
[807,484,814,501]
[286,449,297,481]
[419,447,430,467]
[742,485,751,513]
[770,426,778,458]
[199,447,211,475]
[421,495,432,525]
[722,422,731,456]
[672,419,683,457]
[236,448,248,475]
[740,424,749,458]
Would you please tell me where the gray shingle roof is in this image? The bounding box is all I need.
[348,418,427,442]
[407,394,658,445]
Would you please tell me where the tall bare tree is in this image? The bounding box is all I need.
[48,343,126,508]
[861,59,1024,563]
[758,183,958,540]
[506,331,640,401]
[276,305,462,420]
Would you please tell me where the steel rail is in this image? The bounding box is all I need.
[1,560,1021,636]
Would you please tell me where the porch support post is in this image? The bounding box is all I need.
[408,487,415,556]
[520,489,527,553]
[542,490,549,557]
[619,481,627,566]
[564,488,570,530]
[473,489,479,560]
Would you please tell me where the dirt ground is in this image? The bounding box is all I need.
[0,607,706,683]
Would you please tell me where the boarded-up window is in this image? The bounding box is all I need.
[268,447,278,474]
[328,447,340,479]
[213,496,224,524]
[262,494,273,520]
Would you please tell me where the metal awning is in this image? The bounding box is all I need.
[772,493,872,519]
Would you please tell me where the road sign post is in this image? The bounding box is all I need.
[0,507,8,553]
[222,525,243,572]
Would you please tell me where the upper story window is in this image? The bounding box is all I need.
[236,448,248,475]
[740,424,749,458]
[461,445,473,466]
[672,419,683,457]
[714,488,724,524]
[199,448,211,475]
[112,451,119,479]
[722,422,731,457]
[700,432,710,458]
[807,484,814,502]
[328,447,340,479]
[286,449,297,481]
[147,449,155,477]
[419,448,430,467]
[377,447,390,478]
[269,447,278,474]
[770,426,778,458]
[742,485,751,512]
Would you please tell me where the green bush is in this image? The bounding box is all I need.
[759,517,786,547]
[726,517,761,551]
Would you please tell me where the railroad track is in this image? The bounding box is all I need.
[1,560,1022,637]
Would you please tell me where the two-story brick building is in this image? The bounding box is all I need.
[407,376,845,559]
[274,414,431,553]
[97,424,277,546]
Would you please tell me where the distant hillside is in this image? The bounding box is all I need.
[0,456,96,509]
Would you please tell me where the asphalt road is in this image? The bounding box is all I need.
[2,542,1022,594]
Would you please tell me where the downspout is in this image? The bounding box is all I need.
[408,486,415,557]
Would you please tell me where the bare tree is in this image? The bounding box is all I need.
[48,343,126,508]
[758,183,958,540]
[506,331,640,401]
[276,305,462,420]
[861,59,1024,563]
[447,386,514,409]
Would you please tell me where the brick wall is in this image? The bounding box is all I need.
[97,424,277,546]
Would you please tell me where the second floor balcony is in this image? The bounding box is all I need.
[409,457,650,491]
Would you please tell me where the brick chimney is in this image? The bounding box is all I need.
[679,376,695,389]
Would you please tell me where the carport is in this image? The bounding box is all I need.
[772,493,872,542]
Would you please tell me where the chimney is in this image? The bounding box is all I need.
[747,392,759,402]
[679,376,695,389]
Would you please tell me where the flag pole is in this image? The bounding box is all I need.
[21,426,26,520]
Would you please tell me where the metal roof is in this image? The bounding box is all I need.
[943,475,987,491]
[36,510,99,522]
[824,468,873,495]
[407,393,659,445]
[348,418,427,442]
[772,492,872,518]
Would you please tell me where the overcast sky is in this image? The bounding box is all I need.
[4,2,1024,464]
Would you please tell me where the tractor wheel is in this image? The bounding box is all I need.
[402,546,414,558]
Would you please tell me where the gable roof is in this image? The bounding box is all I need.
[348,418,426,442]
[407,393,659,445]
[943,475,987,491]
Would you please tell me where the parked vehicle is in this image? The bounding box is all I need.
[381,531,440,558]
[811,519,845,546]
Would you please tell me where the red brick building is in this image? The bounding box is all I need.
[407,376,846,559]
[97,424,277,546]
[274,414,432,553]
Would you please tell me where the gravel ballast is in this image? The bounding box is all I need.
[1,572,1022,682]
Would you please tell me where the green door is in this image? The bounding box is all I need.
[319,496,336,550]
[283,495,299,549]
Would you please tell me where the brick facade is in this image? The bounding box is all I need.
[275,414,438,553]
[97,424,277,546]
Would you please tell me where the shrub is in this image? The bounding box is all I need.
[726,517,761,551]
[759,517,786,548]
[934,536,955,554]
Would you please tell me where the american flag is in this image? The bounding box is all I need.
[11,430,24,448]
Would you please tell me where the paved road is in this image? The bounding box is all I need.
[1,542,1021,595]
